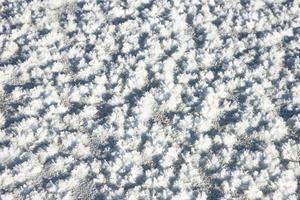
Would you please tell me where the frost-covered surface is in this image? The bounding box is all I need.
[0,0,300,199]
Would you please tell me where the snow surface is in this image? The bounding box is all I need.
[0,0,300,199]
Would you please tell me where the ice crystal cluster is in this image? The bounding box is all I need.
[0,0,300,199]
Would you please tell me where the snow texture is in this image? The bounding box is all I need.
[0,0,300,199]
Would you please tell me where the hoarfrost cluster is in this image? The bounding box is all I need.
[0,0,299,199]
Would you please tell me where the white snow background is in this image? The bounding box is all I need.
[0,0,300,199]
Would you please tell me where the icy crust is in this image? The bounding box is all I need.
[0,0,299,199]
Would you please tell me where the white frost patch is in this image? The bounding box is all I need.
[0,41,18,60]
[0,0,299,199]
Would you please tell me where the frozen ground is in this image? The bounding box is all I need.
[0,0,300,199]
